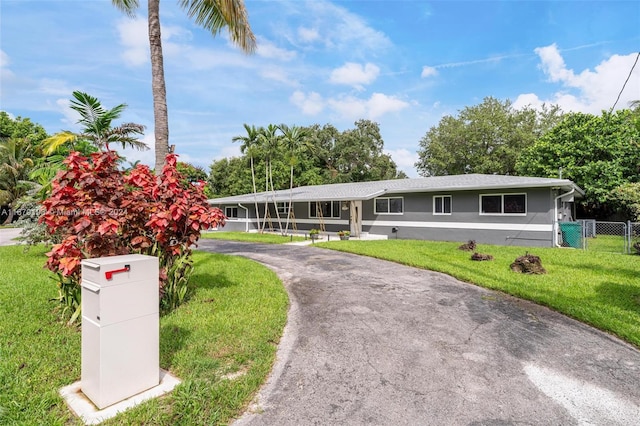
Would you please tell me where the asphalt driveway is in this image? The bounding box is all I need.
[198,239,640,425]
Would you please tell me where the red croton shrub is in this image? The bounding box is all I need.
[41,151,225,320]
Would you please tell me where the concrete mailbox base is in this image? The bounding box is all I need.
[60,369,180,425]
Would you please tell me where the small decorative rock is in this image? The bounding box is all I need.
[458,240,476,251]
[471,252,494,261]
[510,252,546,274]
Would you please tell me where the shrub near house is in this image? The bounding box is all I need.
[42,151,224,322]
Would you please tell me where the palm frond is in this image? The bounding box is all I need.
[104,123,148,151]
[111,0,140,18]
[41,132,78,155]
[179,0,256,53]
[70,91,106,130]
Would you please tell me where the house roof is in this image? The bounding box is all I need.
[208,174,584,205]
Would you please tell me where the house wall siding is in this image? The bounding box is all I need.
[213,188,559,247]
[361,188,555,247]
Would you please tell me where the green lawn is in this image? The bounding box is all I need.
[585,235,628,254]
[317,239,640,347]
[201,231,305,244]
[0,245,288,425]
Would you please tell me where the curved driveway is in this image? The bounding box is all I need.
[198,240,640,425]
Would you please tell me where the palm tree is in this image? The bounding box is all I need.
[232,124,262,231]
[42,91,148,154]
[0,138,35,224]
[112,0,256,173]
[279,124,309,233]
[258,124,282,232]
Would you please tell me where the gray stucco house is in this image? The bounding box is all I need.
[208,174,583,247]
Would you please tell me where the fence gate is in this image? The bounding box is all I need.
[631,222,640,255]
[580,221,628,254]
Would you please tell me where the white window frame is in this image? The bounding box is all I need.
[308,201,341,218]
[433,195,452,215]
[277,202,291,216]
[374,197,404,215]
[225,206,239,218]
[479,193,527,216]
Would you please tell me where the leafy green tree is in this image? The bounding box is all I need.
[0,112,49,224]
[332,119,397,182]
[611,182,640,221]
[208,156,251,197]
[177,161,207,183]
[211,120,404,198]
[0,137,35,224]
[415,97,564,176]
[0,112,48,149]
[306,120,402,183]
[516,110,640,216]
[112,0,256,173]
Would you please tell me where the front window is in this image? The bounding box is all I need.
[309,201,340,218]
[374,197,403,214]
[480,194,526,215]
[277,202,291,215]
[225,206,239,218]
[433,195,452,215]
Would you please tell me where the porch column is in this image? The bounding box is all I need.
[349,200,362,237]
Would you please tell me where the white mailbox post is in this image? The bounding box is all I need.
[81,254,159,409]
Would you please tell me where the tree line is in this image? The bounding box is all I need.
[208,119,406,198]
[415,97,640,220]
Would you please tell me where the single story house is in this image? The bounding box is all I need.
[208,174,584,247]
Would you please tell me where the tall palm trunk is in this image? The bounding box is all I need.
[250,155,261,231]
[284,164,293,233]
[261,158,269,232]
[148,0,169,173]
[269,161,284,234]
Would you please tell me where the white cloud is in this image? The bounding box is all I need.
[327,96,367,119]
[288,1,391,53]
[55,97,81,128]
[385,148,419,171]
[260,66,297,85]
[0,49,15,81]
[514,45,640,113]
[421,66,438,78]
[367,93,409,118]
[0,50,10,68]
[116,18,191,67]
[290,90,325,115]
[256,37,296,61]
[183,46,252,70]
[329,62,380,89]
[117,18,149,67]
[38,79,74,96]
[297,27,320,43]
[212,144,241,161]
[328,93,409,120]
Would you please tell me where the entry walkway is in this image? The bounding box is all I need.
[198,240,640,425]
[0,227,23,246]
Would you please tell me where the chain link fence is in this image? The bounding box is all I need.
[563,220,640,254]
[631,222,640,255]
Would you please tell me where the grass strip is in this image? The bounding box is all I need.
[201,231,305,244]
[317,239,640,347]
[0,246,288,425]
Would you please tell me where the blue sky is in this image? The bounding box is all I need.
[1,1,639,177]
